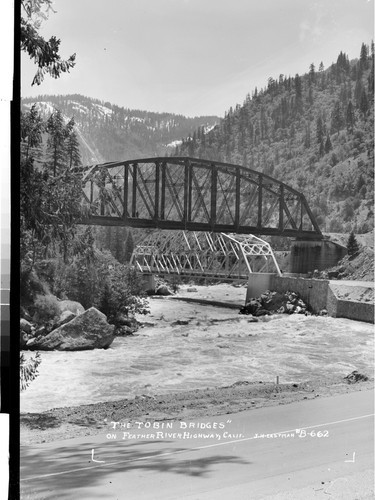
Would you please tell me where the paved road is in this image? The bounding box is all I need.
[329,280,374,288]
[21,390,374,499]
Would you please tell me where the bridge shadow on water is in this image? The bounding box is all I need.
[21,438,251,499]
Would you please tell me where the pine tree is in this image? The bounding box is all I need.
[346,101,355,133]
[65,118,81,168]
[21,0,76,85]
[308,86,313,105]
[21,104,44,162]
[336,52,350,82]
[324,134,332,153]
[200,126,206,148]
[354,77,363,107]
[330,101,344,134]
[260,106,267,140]
[46,109,67,176]
[360,90,369,116]
[309,63,315,84]
[359,42,369,71]
[318,61,325,89]
[294,74,303,114]
[316,116,325,155]
[368,58,374,95]
[340,83,348,106]
[347,232,359,259]
[304,122,311,148]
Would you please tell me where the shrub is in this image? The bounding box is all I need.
[167,274,183,293]
[20,352,41,391]
[52,249,149,321]
[53,256,100,308]
[20,265,48,305]
[33,294,60,324]
[34,259,58,289]
[97,263,149,321]
[329,153,339,166]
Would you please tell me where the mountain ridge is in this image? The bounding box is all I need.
[21,94,220,165]
[176,45,374,234]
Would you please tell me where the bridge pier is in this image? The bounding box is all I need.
[140,274,156,294]
[290,239,346,274]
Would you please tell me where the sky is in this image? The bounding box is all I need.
[21,0,374,117]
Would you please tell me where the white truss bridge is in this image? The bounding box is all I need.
[130,230,281,280]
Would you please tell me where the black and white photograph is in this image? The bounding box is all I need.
[16,0,374,498]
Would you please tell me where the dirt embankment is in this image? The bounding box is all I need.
[322,231,374,281]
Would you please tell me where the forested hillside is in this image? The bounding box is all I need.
[177,43,374,234]
[21,94,219,165]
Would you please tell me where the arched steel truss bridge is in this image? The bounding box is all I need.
[81,157,322,239]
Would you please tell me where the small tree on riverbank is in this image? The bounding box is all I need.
[347,232,360,259]
[20,352,41,391]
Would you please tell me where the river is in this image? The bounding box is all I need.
[20,297,373,414]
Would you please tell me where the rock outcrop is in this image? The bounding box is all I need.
[240,290,309,316]
[29,307,115,351]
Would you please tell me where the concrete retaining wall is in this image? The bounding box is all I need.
[336,300,374,323]
[246,274,329,313]
[246,273,274,303]
[326,286,338,317]
[327,284,374,323]
[246,274,374,323]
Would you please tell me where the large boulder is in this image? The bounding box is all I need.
[56,300,85,315]
[53,310,76,329]
[30,307,115,351]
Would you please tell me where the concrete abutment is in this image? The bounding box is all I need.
[246,273,373,323]
[290,239,346,274]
